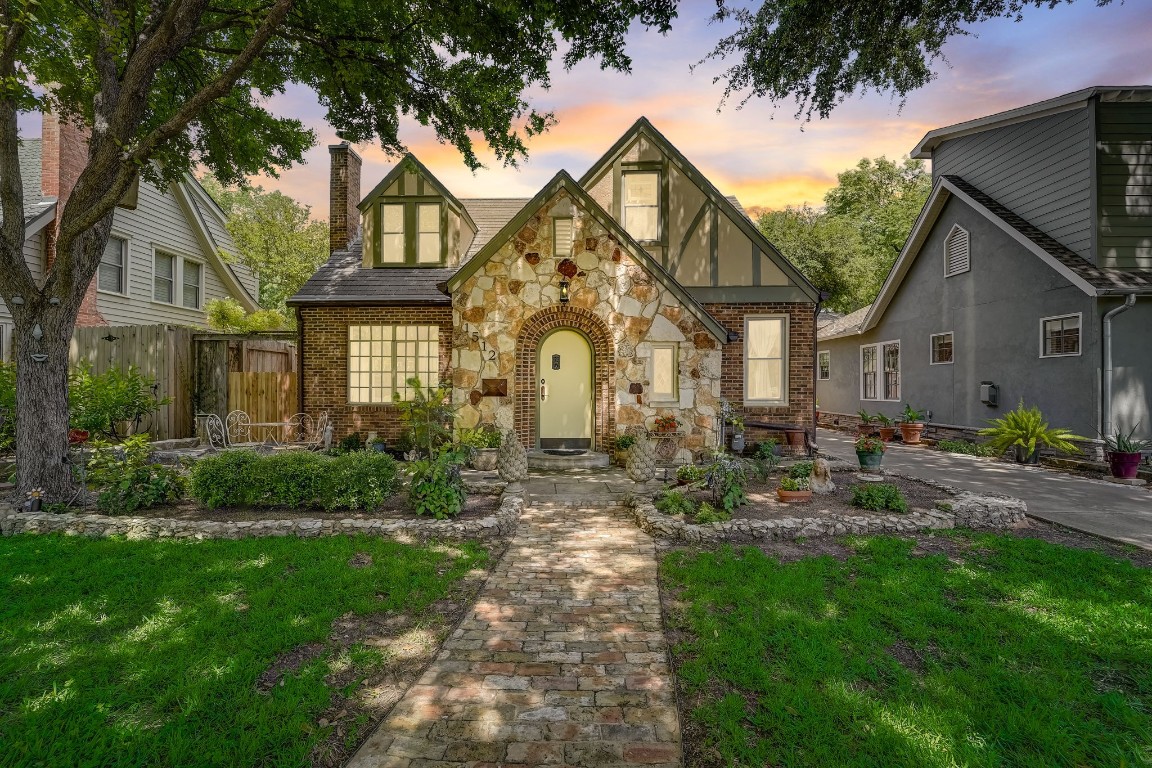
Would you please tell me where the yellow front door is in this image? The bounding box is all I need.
[538,329,593,449]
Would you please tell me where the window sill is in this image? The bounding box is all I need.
[97,289,129,298]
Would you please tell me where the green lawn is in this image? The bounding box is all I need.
[0,533,488,767]
[663,534,1152,767]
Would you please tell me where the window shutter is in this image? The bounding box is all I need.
[944,225,970,276]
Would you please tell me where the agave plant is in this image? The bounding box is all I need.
[977,401,1086,462]
[1103,424,1152,455]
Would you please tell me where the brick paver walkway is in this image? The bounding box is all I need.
[347,501,681,767]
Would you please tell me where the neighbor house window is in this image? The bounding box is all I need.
[182,260,202,309]
[348,325,439,404]
[99,236,127,294]
[861,341,900,400]
[817,350,830,380]
[745,316,787,405]
[622,170,659,241]
[153,251,175,303]
[379,203,405,264]
[930,332,953,365]
[1041,314,1081,357]
[944,224,970,276]
[416,203,441,263]
[553,217,573,258]
[651,343,678,402]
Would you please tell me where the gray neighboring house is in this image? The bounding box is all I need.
[817,86,1152,445]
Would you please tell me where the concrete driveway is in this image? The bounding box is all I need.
[817,429,1152,550]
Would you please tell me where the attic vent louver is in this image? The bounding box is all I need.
[944,224,970,277]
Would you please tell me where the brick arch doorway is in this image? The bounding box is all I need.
[514,305,615,451]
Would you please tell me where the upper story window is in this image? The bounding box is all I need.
[99,236,127,294]
[153,250,204,309]
[153,251,175,303]
[944,224,970,276]
[622,170,660,241]
[1041,313,1080,357]
[744,316,788,406]
[377,201,443,265]
[183,260,203,309]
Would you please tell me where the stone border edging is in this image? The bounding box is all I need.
[627,469,1027,542]
[0,487,524,542]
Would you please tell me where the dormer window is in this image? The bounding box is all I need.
[622,170,660,241]
[376,201,443,266]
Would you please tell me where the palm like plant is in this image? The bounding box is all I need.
[977,401,1086,461]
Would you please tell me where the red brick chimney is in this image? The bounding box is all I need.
[329,142,362,254]
[42,111,105,326]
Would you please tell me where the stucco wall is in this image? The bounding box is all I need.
[1105,297,1152,440]
[817,195,1098,436]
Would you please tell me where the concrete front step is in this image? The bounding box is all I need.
[527,450,611,470]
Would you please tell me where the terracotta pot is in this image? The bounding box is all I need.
[857,423,873,437]
[879,427,896,442]
[899,423,924,444]
[857,450,884,471]
[777,488,813,503]
[1108,451,1143,479]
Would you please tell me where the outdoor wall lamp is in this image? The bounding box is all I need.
[559,280,570,303]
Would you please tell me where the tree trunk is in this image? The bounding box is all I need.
[14,305,78,501]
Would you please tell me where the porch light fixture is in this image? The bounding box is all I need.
[559,280,570,304]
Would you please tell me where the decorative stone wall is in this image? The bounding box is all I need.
[451,190,726,459]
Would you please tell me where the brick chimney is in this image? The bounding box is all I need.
[329,142,362,254]
[42,111,105,326]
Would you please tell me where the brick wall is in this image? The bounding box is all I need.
[329,143,362,253]
[299,304,453,441]
[704,302,816,441]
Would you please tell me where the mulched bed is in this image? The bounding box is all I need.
[679,472,947,524]
[135,493,502,522]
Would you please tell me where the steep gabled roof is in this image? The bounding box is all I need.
[447,170,730,342]
[172,175,261,312]
[359,152,478,233]
[578,117,820,301]
[459,198,531,262]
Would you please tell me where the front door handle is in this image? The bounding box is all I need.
[540,378,548,402]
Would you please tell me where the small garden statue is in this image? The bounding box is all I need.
[809,457,835,494]
[627,434,657,483]
[497,429,528,485]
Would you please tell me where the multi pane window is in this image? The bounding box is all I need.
[99,236,126,294]
[651,344,678,402]
[861,346,877,400]
[1042,314,1080,357]
[745,316,787,404]
[348,325,439,404]
[377,201,442,265]
[622,171,659,241]
[380,204,405,264]
[931,332,953,365]
[883,343,901,400]
[861,341,900,400]
[817,350,830,380]
[153,252,175,303]
[553,218,573,258]
[416,203,441,263]
[182,260,202,309]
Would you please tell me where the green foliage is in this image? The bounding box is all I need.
[68,364,169,438]
[189,450,399,511]
[854,435,886,453]
[204,297,285,333]
[874,413,894,428]
[937,439,999,457]
[706,452,748,513]
[850,483,908,513]
[407,447,468,520]
[748,440,781,480]
[394,378,457,457]
[86,434,186,514]
[694,501,731,524]
[338,431,365,454]
[655,488,696,516]
[613,434,637,452]
[856,409,873,424]
[977,401,1086,458]
[457,426,501,450]
[0,533,487,767]
[788,461,813,480]
[676,464,707,484]
[0,361,15,450]
[779,476,810,492]
[901,404,924,423]
[1103,424,1152,454]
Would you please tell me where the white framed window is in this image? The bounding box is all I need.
[182,260,203,309]
[153,251,175,304]
[416,203,441,263]
[651,343,679,402]
[944,224,970,277]
[553,217,573,258]
[348,325,439,404]
[744,315,788,406]
[930,332,953,365]
[861,340,900,401]
[99,236,127,295]
[379,203,405,264]
[622,171,659,241]
[817,350,830,380]
[1040,313,1081,357]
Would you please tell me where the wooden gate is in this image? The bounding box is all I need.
[226,372,298,425]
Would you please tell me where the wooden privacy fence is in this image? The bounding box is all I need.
[227,372,298,426]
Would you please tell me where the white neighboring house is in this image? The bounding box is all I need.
[2,114,260,357]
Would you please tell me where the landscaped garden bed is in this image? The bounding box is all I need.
[660,521,1152,767]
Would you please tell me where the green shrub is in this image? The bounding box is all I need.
[407,447,467,519]
[86,434,186,514]
[0,361,14,451]
[675,464,706,484]
[788,461,813,480]
[337,431,364,453]
[253,451,328,507]
[850,483,908,513]
[323,451,402,510]
[458,426,501,450]
[188,450,263,508]
[779,476,810,492]
[69,364,169,439]
[749,440,781,479]
[937,439,999,457]
[655,488,696,516]
[694,501,730,524]
[706,453,748,513]
[977,400,1085,458]
[394,377,457,457]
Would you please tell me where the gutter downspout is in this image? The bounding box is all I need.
[1102,293,1136,439]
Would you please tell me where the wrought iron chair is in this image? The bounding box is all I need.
[225,409,258,447]
[309,412,331,450]
[203,413,230,450]
[284,412,314,446]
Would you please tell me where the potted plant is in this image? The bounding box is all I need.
[977,401,1085,464]
[676,464,706,486]
[727,415,745,453]
[67,428,90,445]
[653,415,680,433]
[1103,424,1149,479]
[777,475,812,503]
[856,409,874,437]
[855,435,886,471]
[875,413,896,442]
[366,435,389,454]
[613,434,636,467]
[899,404,926,444]
[459,426,501,471]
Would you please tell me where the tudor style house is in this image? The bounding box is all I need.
[289,119,820,459]
[817,86,1152,444]
[4,112,260,353]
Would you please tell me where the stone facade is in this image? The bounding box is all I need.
[450,190,726,460]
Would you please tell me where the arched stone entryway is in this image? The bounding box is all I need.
[514,305,615,450]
